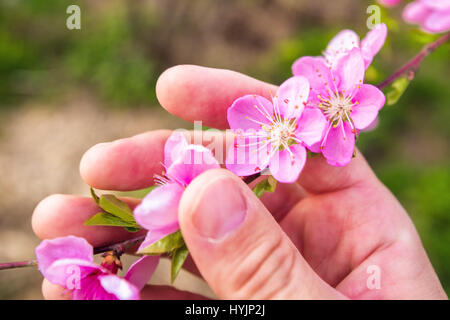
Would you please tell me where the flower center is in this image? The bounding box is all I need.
[264,118,297,151]
[318,93,356,128]
[100,251,122,274]
[235,96,303,165]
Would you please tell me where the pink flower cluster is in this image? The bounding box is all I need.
[403,0,450,33]
[379,0,450,33]
[226,25,386,179]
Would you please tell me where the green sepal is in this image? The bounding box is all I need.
[84,211,139,229]
[171,244,189,283]
[138,230,185,255]
[386,77,410,106]
[253,175,277,198]
[90,187,100,204]
[124,226,141,233]
[98,194,135,222]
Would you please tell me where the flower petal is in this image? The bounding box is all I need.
[137,228,177,252]
[276,76,309,119]
[421,0,450,11]
[323,29,360,69]
[361,23,387,68]
[164,131,189,168]
[269,144,306,183]
[167,145,220,185]
[124,256,160,291]
[225,132,271,176]
[44,258,102,288]
[362,117,379,132]
[99,275,140,300]
[423,9,450,33]
[403,1,431,24]
[134,182,183,231]
[335,48,365,95]
[377,0,402,7]
[322,122,355,167]
[292,56,336,104]
[35,236,93,276]
[227,95,274,130]
[351,84,385,130]
[295,107,327,149]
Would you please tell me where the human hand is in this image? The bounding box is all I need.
[32,65,447,300]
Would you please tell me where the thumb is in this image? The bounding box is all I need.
[178,168,343,299]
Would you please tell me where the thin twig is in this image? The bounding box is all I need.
[0,234,146,271]
[377,32,450,90]
[0,260,37,271]
[93,234,146,255]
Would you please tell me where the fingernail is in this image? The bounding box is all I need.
[191,177,247,240]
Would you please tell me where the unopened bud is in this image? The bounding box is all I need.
[100,251,123,274]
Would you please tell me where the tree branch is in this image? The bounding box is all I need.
[0,234,146,271]
[93,234,146,255]
[0,260,37,271]
[377,32,450,90]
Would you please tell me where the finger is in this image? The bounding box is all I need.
[41,279,207,300]
[156,65,378,194]
[156,65,277,129]
[80,130,301,219]
[298,150,378,194]
[79,129,171,191]
[178,168,344,299]
[32,194,146,247]
[31,192,294,280]
[33,194,206,280]
[42,279,72,300]
[80,129,234,191]
[31,191,300,282]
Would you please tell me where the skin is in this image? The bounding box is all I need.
[32,65,447,300]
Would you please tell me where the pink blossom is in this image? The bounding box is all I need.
[292,48,385,166]
[403,0,450,33]
[35,236,159,300]
[377,0,402,7]
[312,23,387,70]
[225,76,327,183]
[134,132,219,250]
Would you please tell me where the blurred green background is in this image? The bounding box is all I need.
[0,0,448,298]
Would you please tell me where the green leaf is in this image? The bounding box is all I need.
[386,77,411,106]
[99,194,135,222]
[124,226,141,232]
[138,230,185,255]
[171,245,189,283]
[252,176,277,198]
[84,212,139,228]
[90,187,100,204]
[114,186,157,199]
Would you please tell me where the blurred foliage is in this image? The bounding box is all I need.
[0,0,449,295]
[65,4,157,105]
[0,0,157,106]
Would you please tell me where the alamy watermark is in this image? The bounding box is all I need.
[65,264,81,290]
[366,264,381,290]
[66,5,81,30]
[366,5,381,29]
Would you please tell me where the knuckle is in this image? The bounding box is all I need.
[225,234,298,299]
